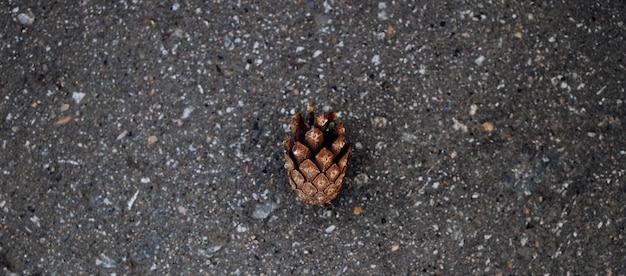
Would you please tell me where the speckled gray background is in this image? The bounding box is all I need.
[1,1,625,275]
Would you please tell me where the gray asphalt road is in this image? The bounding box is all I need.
[1,1,625,274]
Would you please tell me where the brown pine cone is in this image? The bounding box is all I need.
[283,106,352,206]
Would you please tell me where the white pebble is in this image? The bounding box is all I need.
[127,190,139,210]
[18,12,35,25]
[325,225,336,233]
[182,106,195,119]
[236,225,247,233]
[251,203,278,220]
[474,55,485,66]
[116,130,129,140]
[73,92,86,104]
[469,104,478,116]
[371,54,381,66]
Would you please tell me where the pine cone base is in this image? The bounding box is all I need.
[283,106,351,206]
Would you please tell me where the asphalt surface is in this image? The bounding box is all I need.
[1,1,625,275]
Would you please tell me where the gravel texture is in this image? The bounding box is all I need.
[1,1,625,275]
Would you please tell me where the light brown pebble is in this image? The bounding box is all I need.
[148,135,158,144]
[387,25,394,36]
[353,206,362,215]
[177,205,187,215]
[53,116,74,126]
[481,122,494,132]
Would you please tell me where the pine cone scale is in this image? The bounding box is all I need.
[312,174,330,190]
[291,170,305,186]
[299,159,320,180]
[315,148,334,172]
[325,164,341,182]
[291,142,310,164]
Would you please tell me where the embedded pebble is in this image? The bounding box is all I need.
[177,205,187,215]
[72,92,85,104]
[354,142,363,149]
[181,106,195,119]
[469,104,479,116]
[372,116,388,128]
[377,2,388,20]
[127,190,139,210]
[148,135,158,144]
[95,253,116,268]
[371,54,381,66]
[198,244,223,258]
[354,173,370,187]
[252,202,278,220]
[481,122,494,132]
[325,225,336,234]
[452,118,468,132]
[53,116,74,126]
[18,12,35,25]
[116,130,129,140]
[474,55,486,66]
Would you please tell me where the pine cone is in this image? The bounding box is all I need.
[283,106,352,206]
